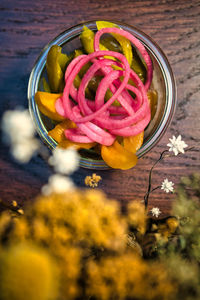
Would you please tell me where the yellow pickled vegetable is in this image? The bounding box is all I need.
[101,140,138,170]
[59,139,96,150]
[123,132,144,153]
[35,91,64,121]
[147,90,158,119]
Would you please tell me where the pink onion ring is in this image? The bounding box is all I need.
[54,26,153,145]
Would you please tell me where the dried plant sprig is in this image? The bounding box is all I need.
[144,135,194,209]
[85,173,102,188]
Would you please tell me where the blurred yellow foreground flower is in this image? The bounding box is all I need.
[0,243,58,300]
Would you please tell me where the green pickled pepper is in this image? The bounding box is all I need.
[46,45,69,93]
[100,36,122,52]
[131,47,147,83]
[80,25,109,54]
[42,77,51,93]
[96,21,133,66]
[58,52,69,72]
[80,26,96,54]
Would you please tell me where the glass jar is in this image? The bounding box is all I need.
[28,20,176,169]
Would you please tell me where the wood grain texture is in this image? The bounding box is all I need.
[0,0,200,216]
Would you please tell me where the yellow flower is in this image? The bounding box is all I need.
[12,200,18,207]
[127,201,147,234]
[30,190,127,252]
[2,189,127,299]
[87,253,174,300]
[12,218,29,241]
[54,245,80,299]
[8,204,81,300]
[17,208,24,215]
[0,243,59,300]
[32,218,51,241]
[0,212,12,237]
[0,190,150,300]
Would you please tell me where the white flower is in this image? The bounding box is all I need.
[150,207,161,218]
[42,174,74,196]
[161,178,174,193]
[48,147,79,175]
[11,138,40,163]
[2,109,36,144]
[167,135,188,156]
[1,109,40,163]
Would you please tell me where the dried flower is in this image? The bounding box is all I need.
[167,135,188,156]
[41,174,74,196]
[151,207,161,218]
[48,148,79,175]
[161,178,174,193]
[85,173,102,188]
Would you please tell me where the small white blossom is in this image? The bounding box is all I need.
[11,138,40,163]
[48,147,79,175]
[42,174,74,196]
[161,178,174,193]
[150,207,161,218]
[167,135,188,156]
[1,109,40,163]
[2,110,36,144]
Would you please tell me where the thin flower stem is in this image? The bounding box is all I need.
[144,150,168,209]
[150,186,161,193]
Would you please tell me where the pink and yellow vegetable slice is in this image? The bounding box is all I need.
[48,119,96,150]
[35,91,64,121]
[48,119,77,143]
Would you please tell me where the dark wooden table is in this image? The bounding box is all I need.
[0,0,200,216]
